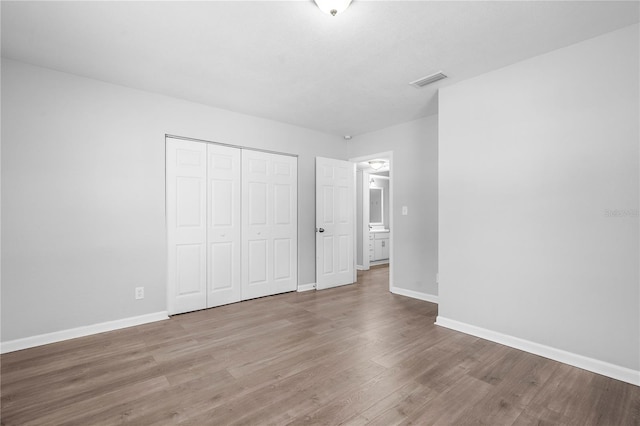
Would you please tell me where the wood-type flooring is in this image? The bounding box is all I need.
[2,266,638,425]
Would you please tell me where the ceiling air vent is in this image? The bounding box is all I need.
[409,71,447,88]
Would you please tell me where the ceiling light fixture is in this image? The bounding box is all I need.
[368,160,385,170]
[314,0,353,16]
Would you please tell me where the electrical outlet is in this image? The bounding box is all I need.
[402,206,408,215]
[135,286,144,300]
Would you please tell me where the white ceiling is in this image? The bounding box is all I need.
[2,1,638,137]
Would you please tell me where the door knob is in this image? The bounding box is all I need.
[318,228,325,233]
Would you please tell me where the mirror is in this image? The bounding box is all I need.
[369,187,383,225]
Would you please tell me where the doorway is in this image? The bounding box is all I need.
[350,151,393,292]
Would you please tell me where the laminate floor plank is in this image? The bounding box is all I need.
[398,373,495,426]
[225,329,366,379]
[0,332,148,385]
[583,375,640,425]
[198,361,387,426]
[2,355,159,414]
[252,361,389,426]
[353,382,439,426]
[2,266,639,426]
[78,370,244,425]
[18,376,170,426]
[292,358,432,426]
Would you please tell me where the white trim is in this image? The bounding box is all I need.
[352,166,358,284]
[0,312,169,354]
[362,171,370,271]
[435,316,640,387]
[356,265,366,271]
[390,286,439,304]
[297,283,316,292]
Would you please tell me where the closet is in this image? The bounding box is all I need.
[166,137,297,315]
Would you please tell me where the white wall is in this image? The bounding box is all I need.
[439,24,639,375]
[348,115,438,297]
[1,59,346,342]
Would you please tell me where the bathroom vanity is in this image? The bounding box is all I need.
[369,229,390,262]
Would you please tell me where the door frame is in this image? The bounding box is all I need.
[349,151,394,292]
[361,169,370,271]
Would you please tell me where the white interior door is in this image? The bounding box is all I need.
[166,138,207,315]
[206,144,241,308]
[242,150,297,300]
[316,157,356,290]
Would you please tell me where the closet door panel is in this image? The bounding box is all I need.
[248,182,268,226]
[242,150,273,300]
[274,238,292,280]
[271,156,297,294]
[167,139,207,315]
[242,150,297,299]
[210,243,232,289]
[274,184,291,224]
[207,144,242,308]
[248,239,268,284]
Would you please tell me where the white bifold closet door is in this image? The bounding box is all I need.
[206,144,242,308]
[166,139,208,314]
[242,150,297,300]
[167,137,296,315]
[167,140,242,314]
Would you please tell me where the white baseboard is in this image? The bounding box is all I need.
[435,316,640,387]
[297,283,316,292]
[0,311,169,354]
[356,265,366,271]
[390,286,438,304]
